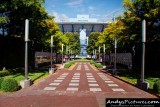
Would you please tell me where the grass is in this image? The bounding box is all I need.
[119,75,159,89]
[1,71,49,85]
[118,71,160,97]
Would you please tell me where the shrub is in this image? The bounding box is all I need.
[153,79,160,94]
[0,67,10,77]
[64,63,71,68]
[95,63,103,68]
[1,78,18,92]
[90,60,96,64]
[0,77,4,89]
[64,61,75,68]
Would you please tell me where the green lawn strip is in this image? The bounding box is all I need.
[2,71,48,85]
[34,71,49,83]
[118,76,137,85]
[118,76,159,89]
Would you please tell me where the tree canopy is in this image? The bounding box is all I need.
[0,0,59,51]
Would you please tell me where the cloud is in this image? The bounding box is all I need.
[88,6,94,10]
[49,11,69,22]
[66,0,83,6]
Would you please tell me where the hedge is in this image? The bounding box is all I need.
[1,78,19,92]
[153,79,160,94]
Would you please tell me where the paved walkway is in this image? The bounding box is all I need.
[0,62,157,107]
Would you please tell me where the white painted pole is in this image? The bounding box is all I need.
[99,46,100,62]
[51,35,53,70]
[141,19,146,82]
[25,19,29,80]
[103,44,105,64]
[62,44,64,65]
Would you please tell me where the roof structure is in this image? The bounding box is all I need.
[56,15,107,36]
[57,22,107,36]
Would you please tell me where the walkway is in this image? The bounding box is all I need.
[0,62,157,107]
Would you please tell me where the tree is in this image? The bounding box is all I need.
[87,32,101,55]
[65,32,81,57]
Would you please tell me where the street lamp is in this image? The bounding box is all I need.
[103,44,105,65]
[62,44,64,65]
[20,19,31,88]
[114,36,117,70]
[99,46,101,62]
[25,19,29,80]
[95,49,96,61]
[137,19,149,90]
[49,35,54,74]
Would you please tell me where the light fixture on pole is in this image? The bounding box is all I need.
[99,46,100,62]
[138,19,149,90]
[113,16,117,74]
[25,19,29,80]
[103,44,105,65]
[62,44,64,65]
[49,35,54,74]
[114,36,117,70]
[20,19,31,88]
[94,49,97,60]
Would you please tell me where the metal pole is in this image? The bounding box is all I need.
[114,36,117,70]
[99,46,100,62]
[51,35,53,70]
[141,19,146,82]
[93,50,94,60]
[103,44,105,65]
[66,45,68,62]
[62,44,63,65]
[113,16,117,70]
[25,19,29,80]
[95,49,96,61]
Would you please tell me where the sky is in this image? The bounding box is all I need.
[44,0,124,22]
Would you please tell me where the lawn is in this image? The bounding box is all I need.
[119,76,159,89]
[1,71,49,85]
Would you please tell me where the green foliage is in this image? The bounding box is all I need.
[94,63,103,68]
[0,77,4,89]
[65,32,81,55]
[90,60,103,68]
[1,78,18,92]
[0,68,10,77]
[0,0,59,51]
[87,32,101,54]
[153,79,160,94]
[64,61,75,68]
[90,60,96,64]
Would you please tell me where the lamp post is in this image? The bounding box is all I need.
[49,35,54,74]
[99,46,100,62]
[103,44,105,65]
[93,50,94,60]
[25,19,29,80]
[20,19,31,88]
[137,19,149,90]
[113,16,117,73]
[141,19,146,83]
[62,44,64,65]
[95,49,96,61]
[114,36,117,70]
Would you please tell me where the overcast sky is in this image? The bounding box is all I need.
[44,0,124,22]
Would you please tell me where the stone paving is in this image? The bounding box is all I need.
[0,62,157,107]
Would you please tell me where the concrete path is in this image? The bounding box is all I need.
[0,62,157,107]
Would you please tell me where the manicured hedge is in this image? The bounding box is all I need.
[0,69,10,77]
[95,63,103,68]
[90,60,96,64]
[90,60,103,68]
[0,77,4,89]
[64,61,76,68]
[153,79,160,94]
[1,78,18,92]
